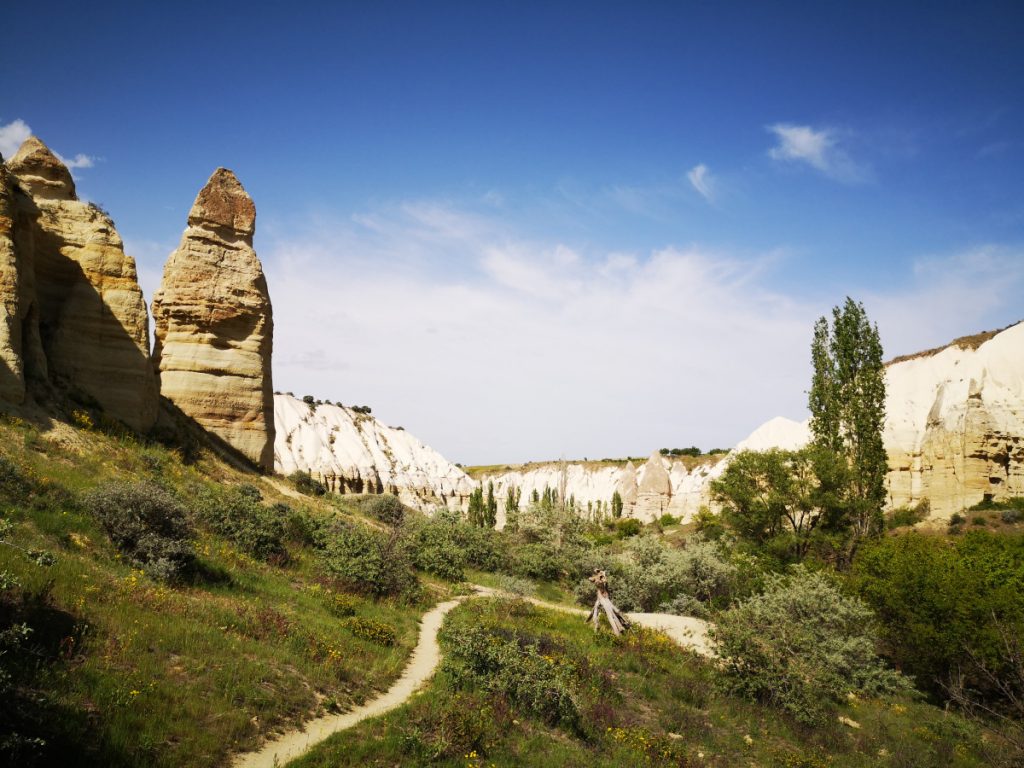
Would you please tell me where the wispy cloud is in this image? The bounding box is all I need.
[687,163,715,202]
[0,118,31,159]
[767,123,868,183]
[0,118,96,171]
[246,199,1022,464]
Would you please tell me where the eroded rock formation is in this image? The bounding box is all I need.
[1,138,156,430]
[152,169,274,469]
[274,394,473,511]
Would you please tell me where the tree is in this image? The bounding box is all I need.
[611,490,623,519]
[467,487,486,528]
[485,481,497,528]
[710,447,849,561]
[504,486,521,532]
[809,297,888,547]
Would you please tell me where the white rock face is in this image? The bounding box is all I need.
[480,323,1024,523]
[273,394,474,511]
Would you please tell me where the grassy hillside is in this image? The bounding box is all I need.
[292,597,993,768]
[0,408,452,767]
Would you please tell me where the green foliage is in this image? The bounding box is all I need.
[344,616,396,646]
[85,481,196,581]
[320,521,418,598]
[711,447,850,561]
[361,494,406,526]
[406,514,467,582]
[192,485,289,564]
[659,446,702,457]
[466,487,487,528]
[969,494,1024,513]
[886,499,930,529]
[440,606,582,728]
[808,297,888,545]
[851,531,1024,706]
[503,486,521,532]
[289,470,327,497]
[657,513,679,527]
[323,591,358,617]
[485,482,497,528]
[610,490,623,519]
[713,567,907,725]
[615,518,642,538]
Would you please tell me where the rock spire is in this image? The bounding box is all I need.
[151,168,275,469]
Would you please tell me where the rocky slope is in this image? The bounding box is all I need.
[478,322,1023,523]
[273,394,473,511]
[152,169,275,469]
[0,138,157,430]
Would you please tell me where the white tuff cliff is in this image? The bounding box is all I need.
[273,394,473,511]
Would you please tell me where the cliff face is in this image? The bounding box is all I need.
[151,169,275,469]
[0,138,157,430]
[478,323,1024,523]
[273,394,473,511]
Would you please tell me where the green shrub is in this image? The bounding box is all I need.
[440,617,581,728]
[324,591,358,617]
[712,567,906,726]
[972,516,987,526]
[406,515,466,582]
[344,616,396,646]
[851,531,1024,706]
[85,481,195,581]
[362,494,406,526]
[1002,509,1022,524]
[949,512,966,527]
[886,499,930,529]
[615,518,642,538]
[192,485,289,564]
[289,470,326,497]
[321,522,418,598]
[658,513,679,527]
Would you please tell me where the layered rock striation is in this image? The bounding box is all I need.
[0,138,156,430]
[151,169,275,469]
[274,394,473,511]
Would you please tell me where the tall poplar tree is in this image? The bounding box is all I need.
[809,297,887,544]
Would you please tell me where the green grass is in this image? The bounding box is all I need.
[294,597,997,768]
[0,410,447,767]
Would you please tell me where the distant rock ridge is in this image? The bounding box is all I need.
[152,168,275,469]
[273,394,473,511]
[477,322,1024,523]
[0,137,157,430]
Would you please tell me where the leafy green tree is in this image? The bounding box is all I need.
[504,486,521,532]
[467,487,486,528]
[485,481,497,528]
[809,297,888,547]
[711,447,848,561]
[611,490,623,519]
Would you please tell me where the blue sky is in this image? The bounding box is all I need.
[2,1,1023,463]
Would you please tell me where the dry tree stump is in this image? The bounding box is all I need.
[586,569,631,635]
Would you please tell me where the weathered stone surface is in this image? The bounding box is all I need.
[0,157,28,402]
[274,394,472,511]
[152,168,274,469]
[6,138,156,430]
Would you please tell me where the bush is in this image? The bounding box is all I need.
[321,521,418,598]
[886,499,930,529]
[192,485,289,564]
[972,516,987,526]
[441,618,581,728]
[1002,509,1022,524]
[324,591,358,617]
[406,515,466,582]
[344,616,396,646]
[851,531,1024,706]
[658,513,679,527]
[362,494,406,526]
[289,470,326,497]
[615,518,642,538]
[949,512,966,527]
[712,567,906,726]
[85,481,195,581]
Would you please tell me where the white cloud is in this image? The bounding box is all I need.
[0,118,96,171]
[0,118,31,159]
[687,163,715,202]
[58,152,94,170]
[260,200,1024,465]
[767,123,868,183]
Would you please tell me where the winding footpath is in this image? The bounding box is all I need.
[231,589,713,768]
